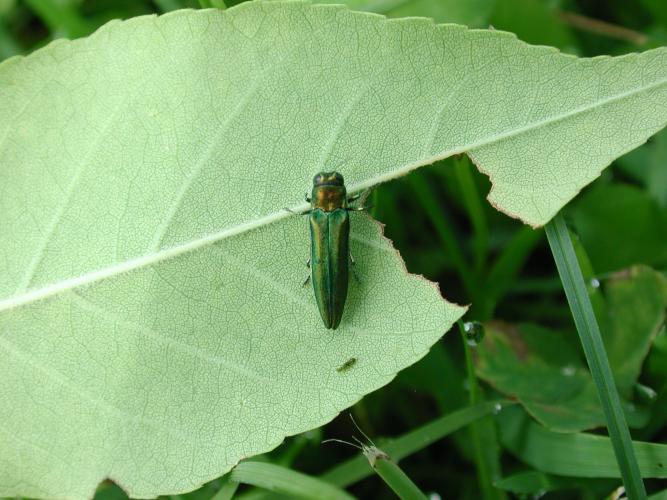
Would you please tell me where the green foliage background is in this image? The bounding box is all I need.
[1,0,666,499]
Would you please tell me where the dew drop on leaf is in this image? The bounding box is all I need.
[463,321,485,346]
[561,365,576,376]
[635,383,657,402]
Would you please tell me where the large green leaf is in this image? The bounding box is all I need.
[476,322,612,432]
[601,266,667,396]
[0,214,462,500]
[1,1,667,497]
[475,266,667,432]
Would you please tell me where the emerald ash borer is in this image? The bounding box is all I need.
[301,171,366,330]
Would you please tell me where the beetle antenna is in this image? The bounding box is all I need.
[322,438,363,451]
[349,414,376,447]
[327,157,348,173]
[352,435,369,449]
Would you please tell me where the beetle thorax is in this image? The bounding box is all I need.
[311,185,347,211]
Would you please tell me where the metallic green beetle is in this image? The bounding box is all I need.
[305,171,364,330]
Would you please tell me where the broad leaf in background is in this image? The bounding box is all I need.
[616,128,667,207]
[494,470,607,496]
[499,405,667,478]
[475,266,667,432]
[601,266,667,396]
[2,1,667,497]
[314,0,494,27]
[476,322,612,432]
[570,183,667,272]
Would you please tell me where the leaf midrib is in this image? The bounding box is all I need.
[1,71,665,314]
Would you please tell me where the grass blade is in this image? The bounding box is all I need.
[198,0,226,7]
[545,212,646,498]
[231,462,354,500]
[152,0,184,11]
[494,471,591,495]
[233,403,511,500]
[211,474,239,500]
[321,400,508,488]
[459,321,505,500]
[453,155,489,274]
[481,226,542,318]
[233,402,510,500]
[363,447,428,500]
[407,173,477,301]
[499,406,667,478]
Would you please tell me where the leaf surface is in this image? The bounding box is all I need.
[1,1,667,497]
[475,266,667,432]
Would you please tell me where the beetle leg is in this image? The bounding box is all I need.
[302,259,312,286]
[304,192,312,203]
[348,189,372,208]
[350,253,361,283]
[284,207,311,215]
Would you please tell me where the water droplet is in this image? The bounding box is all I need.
[609,486,625,500]
[428,493,442,500]
[463,321,485,346]
[590,278,601,288]
[635,383,657,401]
[532,490,547,500]
[561,365,576,376]
[492,402,502,414]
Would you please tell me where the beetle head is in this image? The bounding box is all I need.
[313,171,345,187]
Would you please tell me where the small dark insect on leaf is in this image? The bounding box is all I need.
[336,357,357,372]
